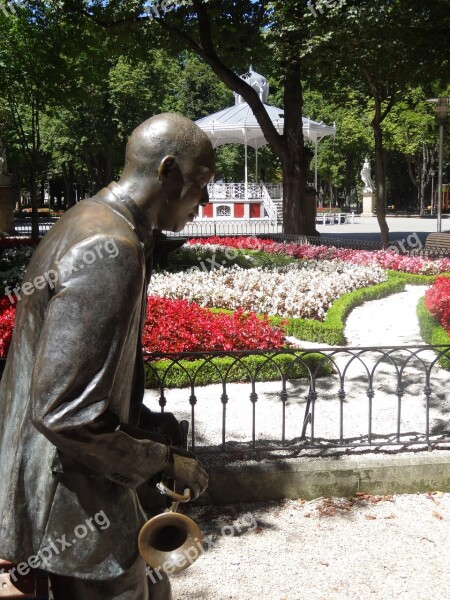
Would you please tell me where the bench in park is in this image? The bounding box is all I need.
[424,233,450,257]
[315,212,355,225]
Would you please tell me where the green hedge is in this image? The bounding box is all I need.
[417,297,450,370]
[145,352,333,389]
[386,270,450,286]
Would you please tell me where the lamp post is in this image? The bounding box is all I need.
[427,98,450,232]
[430,170,435,215]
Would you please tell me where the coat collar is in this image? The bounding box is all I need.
[93,183,154,256]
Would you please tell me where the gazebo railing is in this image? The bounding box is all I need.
[208,182,264,200]
[261,184,278,224]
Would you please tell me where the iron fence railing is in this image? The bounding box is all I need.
[1,345,449,455]
[207,182,264,200]
[143,346,450,455]
[12,217,450,258]
[167,219,284,237]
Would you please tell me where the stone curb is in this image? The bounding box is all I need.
[200,452,450,504]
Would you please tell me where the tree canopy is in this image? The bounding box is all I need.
[0,0,448,241]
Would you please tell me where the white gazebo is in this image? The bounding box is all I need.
[196,68,336,200]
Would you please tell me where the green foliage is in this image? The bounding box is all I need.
[385,270,450,286]
[144,351,332,389]
[165,246,297,272]
[108,52,182,140]
[417,297,450,370]
[169,54,233,121]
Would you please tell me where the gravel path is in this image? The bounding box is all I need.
[344,285,427,347]
[170,493,450,600]
[144,285,450,600]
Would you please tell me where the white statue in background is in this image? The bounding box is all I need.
[360,157,373,193]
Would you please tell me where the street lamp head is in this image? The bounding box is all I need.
[427,97,450,124]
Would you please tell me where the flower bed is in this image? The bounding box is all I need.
[143,297,285,353]
[149,260,387,320]
[0,296,15,358]
[186,237,450,275]
[0,295,286,358]
[424,276,450,334]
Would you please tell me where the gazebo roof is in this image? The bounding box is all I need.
[196,67,336,149]
[196,101,336,148]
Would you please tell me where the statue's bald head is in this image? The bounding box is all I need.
[116,113,214,232]
[123,113,214,178]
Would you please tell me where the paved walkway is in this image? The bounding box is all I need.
[317,215,450,244]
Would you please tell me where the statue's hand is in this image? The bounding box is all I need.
[164,447,208,501]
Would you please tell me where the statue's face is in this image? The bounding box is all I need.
[158,143,215,232]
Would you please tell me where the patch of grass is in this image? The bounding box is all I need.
[144,351,332,389]
[417,297,450,370]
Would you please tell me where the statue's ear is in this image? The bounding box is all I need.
[158,155,177,180]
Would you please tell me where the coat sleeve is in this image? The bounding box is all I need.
[30,234,170,488]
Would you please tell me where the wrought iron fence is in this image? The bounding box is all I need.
[258,233,383,251]
[167,219,284,237]
[143,346,450,455]
[12,216,450,258]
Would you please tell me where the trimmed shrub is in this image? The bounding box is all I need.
[417,297,450,370]
[144,351,333,389]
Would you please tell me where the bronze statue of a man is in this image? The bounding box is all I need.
[0,113,214,599]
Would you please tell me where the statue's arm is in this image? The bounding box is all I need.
[30,235,170,488]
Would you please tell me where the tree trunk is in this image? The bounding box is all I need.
[281,57,317,236]
[372,99,389,247]
[282,152,317,236]
[345,155,353,204]
[418,145,428,216]
[188,2,317,236]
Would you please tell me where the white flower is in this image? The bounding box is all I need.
[149,260,387,321]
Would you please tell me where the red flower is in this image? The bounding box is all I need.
[143,297,285,354]
[425,276,450,334]
[0,296,16,358]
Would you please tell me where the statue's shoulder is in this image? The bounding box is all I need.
[61,198,142,243]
